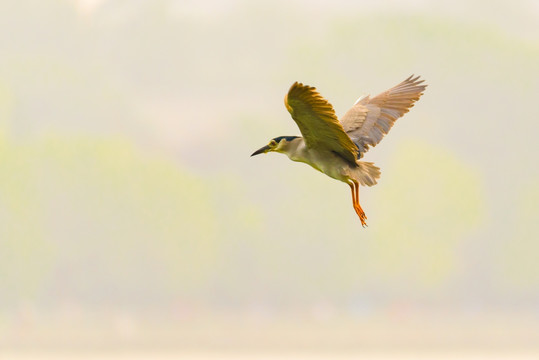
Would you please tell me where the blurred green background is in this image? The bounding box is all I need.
[0,0,538,357]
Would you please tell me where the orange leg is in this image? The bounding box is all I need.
[348,180,367,227]
[354,181,367,226]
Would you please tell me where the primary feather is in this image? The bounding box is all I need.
[340,75,427,157]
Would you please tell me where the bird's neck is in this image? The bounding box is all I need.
[282,138,309,163]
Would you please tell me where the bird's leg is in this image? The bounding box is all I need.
[353,180,368,226]
[348,180,367,227]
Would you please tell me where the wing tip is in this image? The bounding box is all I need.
[405,74,428,88]
[288,81,300,92]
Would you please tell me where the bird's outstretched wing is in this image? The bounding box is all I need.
[340,75,427,158]
[285,82,359,164]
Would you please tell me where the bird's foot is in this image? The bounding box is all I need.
[354,205,368,227]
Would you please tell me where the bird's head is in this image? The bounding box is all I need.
[251,136,300,156]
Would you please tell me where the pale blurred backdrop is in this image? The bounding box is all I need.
[0,0,538,359]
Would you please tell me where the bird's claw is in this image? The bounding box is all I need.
[359,216,368,228]
[354,205,368,227]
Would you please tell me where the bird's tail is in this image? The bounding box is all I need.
[353,161,381,187]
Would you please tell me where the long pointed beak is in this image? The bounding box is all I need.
[251,145,270,157]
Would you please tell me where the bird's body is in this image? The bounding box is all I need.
[276,136,380,186]
[251,75,427,226]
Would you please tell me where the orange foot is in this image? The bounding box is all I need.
[354,205,368,227]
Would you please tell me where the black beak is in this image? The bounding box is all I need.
[251,145,270,157]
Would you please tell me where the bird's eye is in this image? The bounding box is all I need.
[270,140,277,146]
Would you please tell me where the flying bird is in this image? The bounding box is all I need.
[251,75,427,227]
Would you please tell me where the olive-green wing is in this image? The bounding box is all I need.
[284,82,359,164]
[340,75,427,157]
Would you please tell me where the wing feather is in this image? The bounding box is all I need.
[285,82,359,163]
[341,75,427,157]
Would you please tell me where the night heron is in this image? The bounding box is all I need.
[251,75,427,227]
